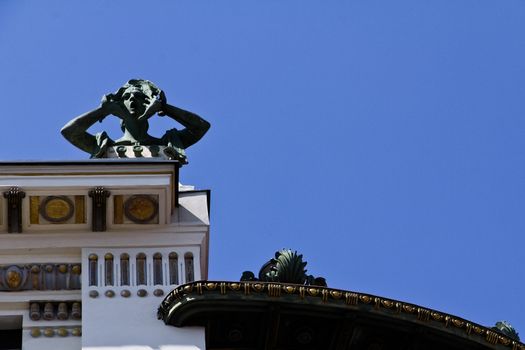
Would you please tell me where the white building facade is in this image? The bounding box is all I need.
[0,160,209,350]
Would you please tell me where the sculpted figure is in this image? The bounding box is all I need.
[61,79,210,163]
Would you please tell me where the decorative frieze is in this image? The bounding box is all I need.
[0,264,81,291]
[29,301,81,321]
[0,187,166,232]
[3,187,25,233]
[114,194,159,224]
[29,195,86,225]
[89,288,166,299]
[30,326,81,338]
[88,187,110,231]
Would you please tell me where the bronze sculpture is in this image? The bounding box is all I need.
[61,79,210,163]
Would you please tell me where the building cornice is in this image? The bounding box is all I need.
[159,281,524,350]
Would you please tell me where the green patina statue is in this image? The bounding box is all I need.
[492,321,520,341]
[61,79,210,163]
[241,249,327,287]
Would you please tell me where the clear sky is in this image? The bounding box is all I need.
[1,0,524,335]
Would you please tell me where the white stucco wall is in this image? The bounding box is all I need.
[81,296,204,350]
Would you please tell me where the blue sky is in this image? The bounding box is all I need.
[1,0,524,334]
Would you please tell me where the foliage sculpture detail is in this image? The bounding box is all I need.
[492,321,520,341]
[241,249,327,286]
[61,79,210,164]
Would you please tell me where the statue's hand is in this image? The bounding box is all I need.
[138,92,167,121]
[100,94,126,119]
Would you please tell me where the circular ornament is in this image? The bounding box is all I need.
[40,196,74,223]
[4,265,25,289]
[124,195,158,224]
[57,328,68,337]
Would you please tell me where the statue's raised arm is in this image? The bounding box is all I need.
[61,79,210,163]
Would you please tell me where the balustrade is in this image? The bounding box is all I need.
[85,248,199,297]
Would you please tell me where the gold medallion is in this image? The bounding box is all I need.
[124,195,158,224]
[40,196,74,223]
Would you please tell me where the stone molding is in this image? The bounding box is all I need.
[29,301,81,321]
[0,263,81,291]
[159,281,525,350]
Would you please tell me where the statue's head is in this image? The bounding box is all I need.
[113,79,165,119]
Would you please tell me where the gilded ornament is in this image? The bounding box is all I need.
[89,290,99,298]
[431,312,443,321]
[402,305,415,313]
[137,289,148,297]
[486,331,499,344]
[43,328,55,337]
[473,326,484,334]
[29,196,39,224]
[345,292,358,305]
[229,283,240,290]
[105,290,115,298]
[451,319,464,328]
[72,265,81,274]
[58,264,67,273]
[71,302,81,320]
[307,288,319,297]
[417,308,430,321]
[285,286,296,294]
[267,284,281,297]
[74,195,85,224]
[30,303,41,320]
[321,289,329,302]
[121,290,131,298]
[57,302,68,320]
[330,290,341,299]
[381,300,394,308]
[43,302,54,320]
[57,328,68,337]
[40,196,74,223]
[206,283,217,290]
[220,282,227,294]
[359,295,372,304]
[153,289,164,297]
[71,328,81,337]
[30,328,41,337]
[501,337,511,345]
[124,195,158,224]
[5,266,23,289]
